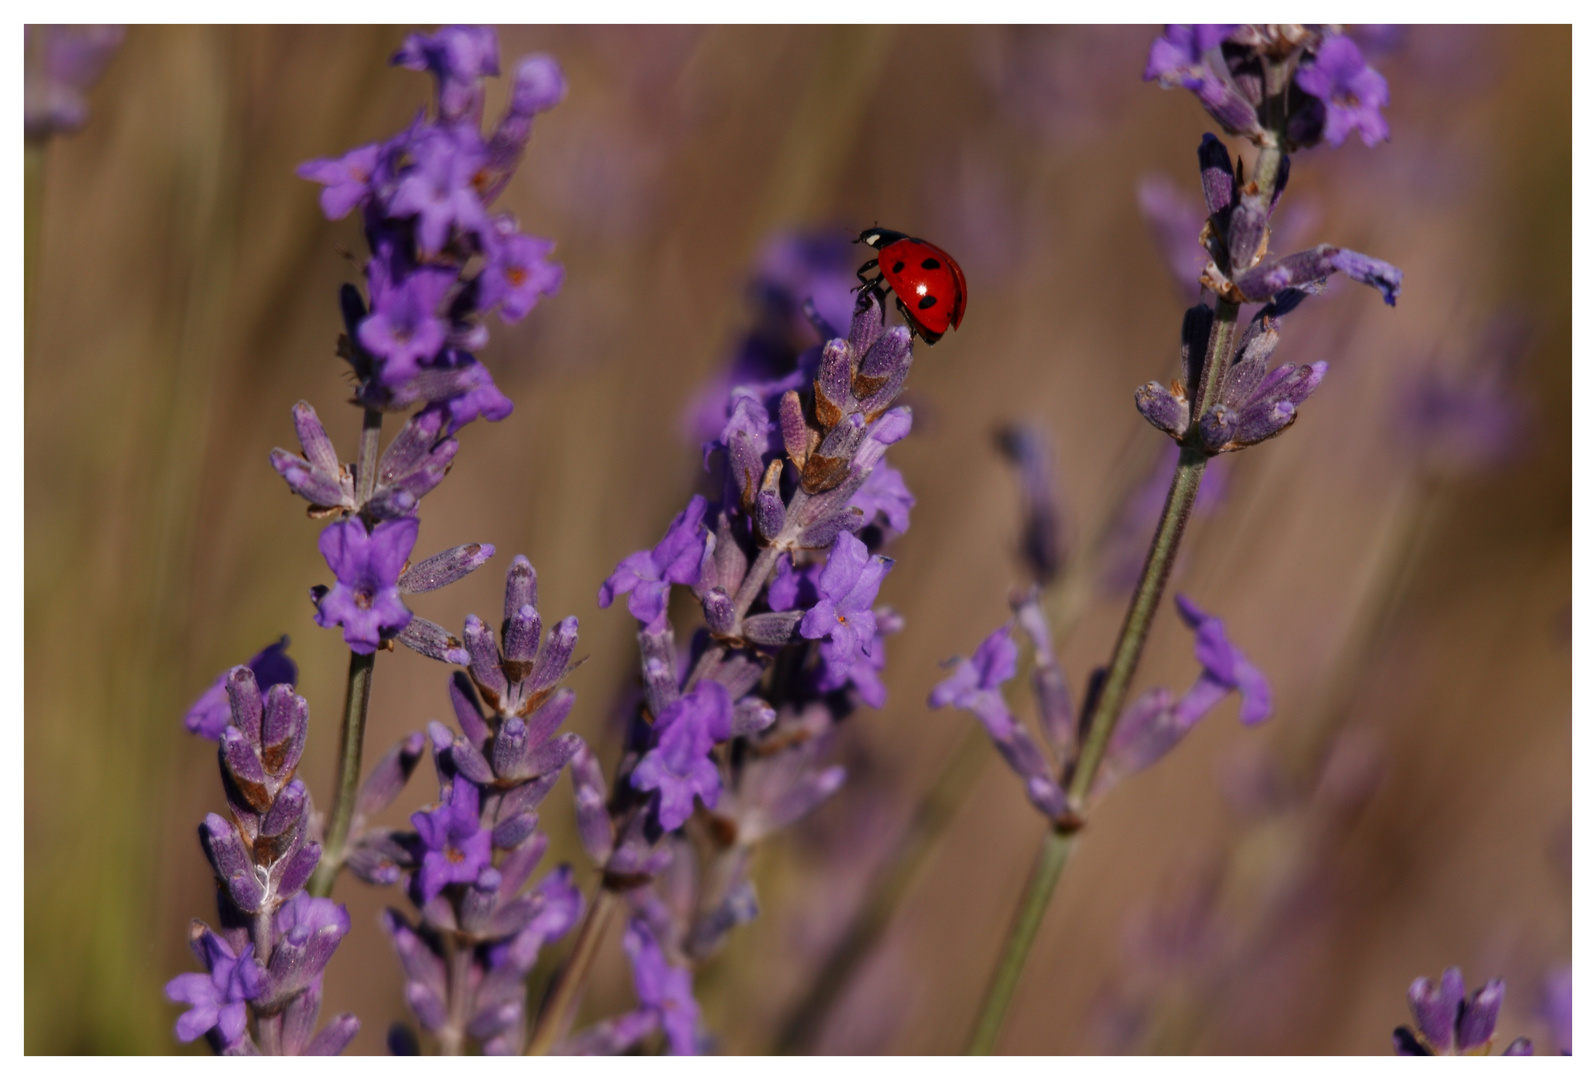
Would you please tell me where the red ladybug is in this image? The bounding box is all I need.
[855,228,968,344]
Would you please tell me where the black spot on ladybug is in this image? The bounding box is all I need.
[921,257,941,270]
[891,261,906,274]
[917,295,938,310]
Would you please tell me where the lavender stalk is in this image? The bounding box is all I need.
[953,24,1404,1053]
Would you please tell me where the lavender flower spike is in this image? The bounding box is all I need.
[623,917,702,1055]
[1173,594,1271,725]
[631,681,733,831]
[599,494,710,628]
[313,516,418,654]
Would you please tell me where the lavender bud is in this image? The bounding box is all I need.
[570,742,614,863]
[492,812,539,850]
[394,616,470,666]
[450,734,497,786]
[528,616,578,693]
[378,409,447,487]
[815,339,852,427]
[449,671,493,747]
[260,683,307,775]
[779,389,812,469]
[275,843,321,898]
[1197,134,1234,235]
[356,731,426,821]
[363,487,419,520]
[732,696,777,737]
[847,287,887,360]
[711,511,748,596]
[269,448,349,508]
[346,830,413,886]
[199,813,252,884]
[524,687,575,746]
[1135,381,1189,438]
[702,588,736,635]
[743,611,805,646]
[220,728,272,811]
[503,556,538,630]
[225,666,262,744]
[1198,404,1240,451]
[397,542,495,593]
[291,400,341,477]
[519,731,581,781]
[492,716,529,777]
[463,614,509,703]
[797,508,864,550]
[503,603,543,667]
[260,779,309,839]
[855,326,914,416]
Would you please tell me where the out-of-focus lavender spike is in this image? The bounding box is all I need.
[995,424,1066,585]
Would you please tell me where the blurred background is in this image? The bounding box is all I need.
[24,25,1569,1055]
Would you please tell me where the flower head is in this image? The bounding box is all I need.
[623,918,701,1055]
[799,532,892,669]
[411,778,492,904]
[599,494,710,628]
[631,682,732,831]
[314,517,418,654]
[165,924,267,1050]
[1295,34,1390,148]
[24,25,123,139]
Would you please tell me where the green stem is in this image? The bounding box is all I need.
[967,828,1077,1054]
[965,301,1240,1054]
[525,885,620,1054]
[308,407,384,898]
[308,648,374,898]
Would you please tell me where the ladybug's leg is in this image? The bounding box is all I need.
[855,258,879,287]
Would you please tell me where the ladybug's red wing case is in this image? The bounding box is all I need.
[856,228,967,343]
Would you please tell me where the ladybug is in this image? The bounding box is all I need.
[855,227,968,344]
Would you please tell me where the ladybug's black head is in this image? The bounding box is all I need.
[856,227,908,250]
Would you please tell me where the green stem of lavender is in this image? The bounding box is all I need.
[308,406,384,898]
[965,300,1239,1054]
[525,884,620,1054]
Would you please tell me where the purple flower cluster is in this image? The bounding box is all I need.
[1145,25,1390,151]
[1393,968,1533,1055]
[931,590,1271,822]
[166,663,358,1054]
[297,25,564,421]
[355,556,585,1054]
[574,285,916,1049]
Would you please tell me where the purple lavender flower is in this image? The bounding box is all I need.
[299,28,565,420]
[623,917,702,1055]
[1394,968,1533,1055]
[23,25,123,139]
[358,260,456,385]
[799,532,893,684]
[411,777,493,904]
[393,24,500,123]
[183,637,297,740]
[631,682,733,831]
[996,423,1066,584]
[1093,594,1271,796]
[166,925,267,1051]
[1295,34,1391,148]
[930,623,1069,819]
[313,516,417,653]
[599,494,710,628]
[477,229,563,322]
[1143,25,1237,88]
[295,143,383,221]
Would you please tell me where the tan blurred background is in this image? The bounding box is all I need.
[25,25,1569,1055]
